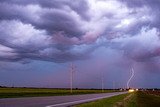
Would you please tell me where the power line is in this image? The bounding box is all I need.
[70,62,76,93]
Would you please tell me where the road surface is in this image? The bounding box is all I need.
[0,91,127,107]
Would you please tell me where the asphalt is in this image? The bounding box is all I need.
[0,91,128,107]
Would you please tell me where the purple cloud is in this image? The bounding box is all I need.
[0,0,160,64]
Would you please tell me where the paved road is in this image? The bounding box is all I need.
[0,92,127,107]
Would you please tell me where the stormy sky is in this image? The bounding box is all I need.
[0,0,160,89]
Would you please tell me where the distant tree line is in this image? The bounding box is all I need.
[0,86,7,88]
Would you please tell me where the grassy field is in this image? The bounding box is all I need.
[0,87,117,98]
[75,93,130,107]
[136,91,160,107]
[76,91,160,107]
[124,92,137,107]
[125,91,160,107]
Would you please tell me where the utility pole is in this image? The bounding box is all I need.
[70,62,76,93]
[113,81,115,91]
[101,74,104,92]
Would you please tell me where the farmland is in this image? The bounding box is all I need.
[136,91,160,107]
[145,90,160,96]
[0,87,118,98]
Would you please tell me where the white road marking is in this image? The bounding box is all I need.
[46,93,126,107]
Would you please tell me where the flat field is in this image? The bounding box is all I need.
[0,87,117,98]
[135,91,160,107]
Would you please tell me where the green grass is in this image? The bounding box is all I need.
[136,91,160,107]
[76,91,160,107]
[125,91,160,107]
[0,87,117,98]
[119,91,160,107]
[75,93,130,107]
[75,92,140,107]
[75,91,160,107]
[124,92,137,107]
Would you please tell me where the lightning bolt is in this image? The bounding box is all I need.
[127,68,135,89]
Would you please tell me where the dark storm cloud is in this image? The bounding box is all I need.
[121,0,160,29]
[111,27,160,62]
[0,1,85,36]
[121,0,160,8]
[0,0,160,63]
